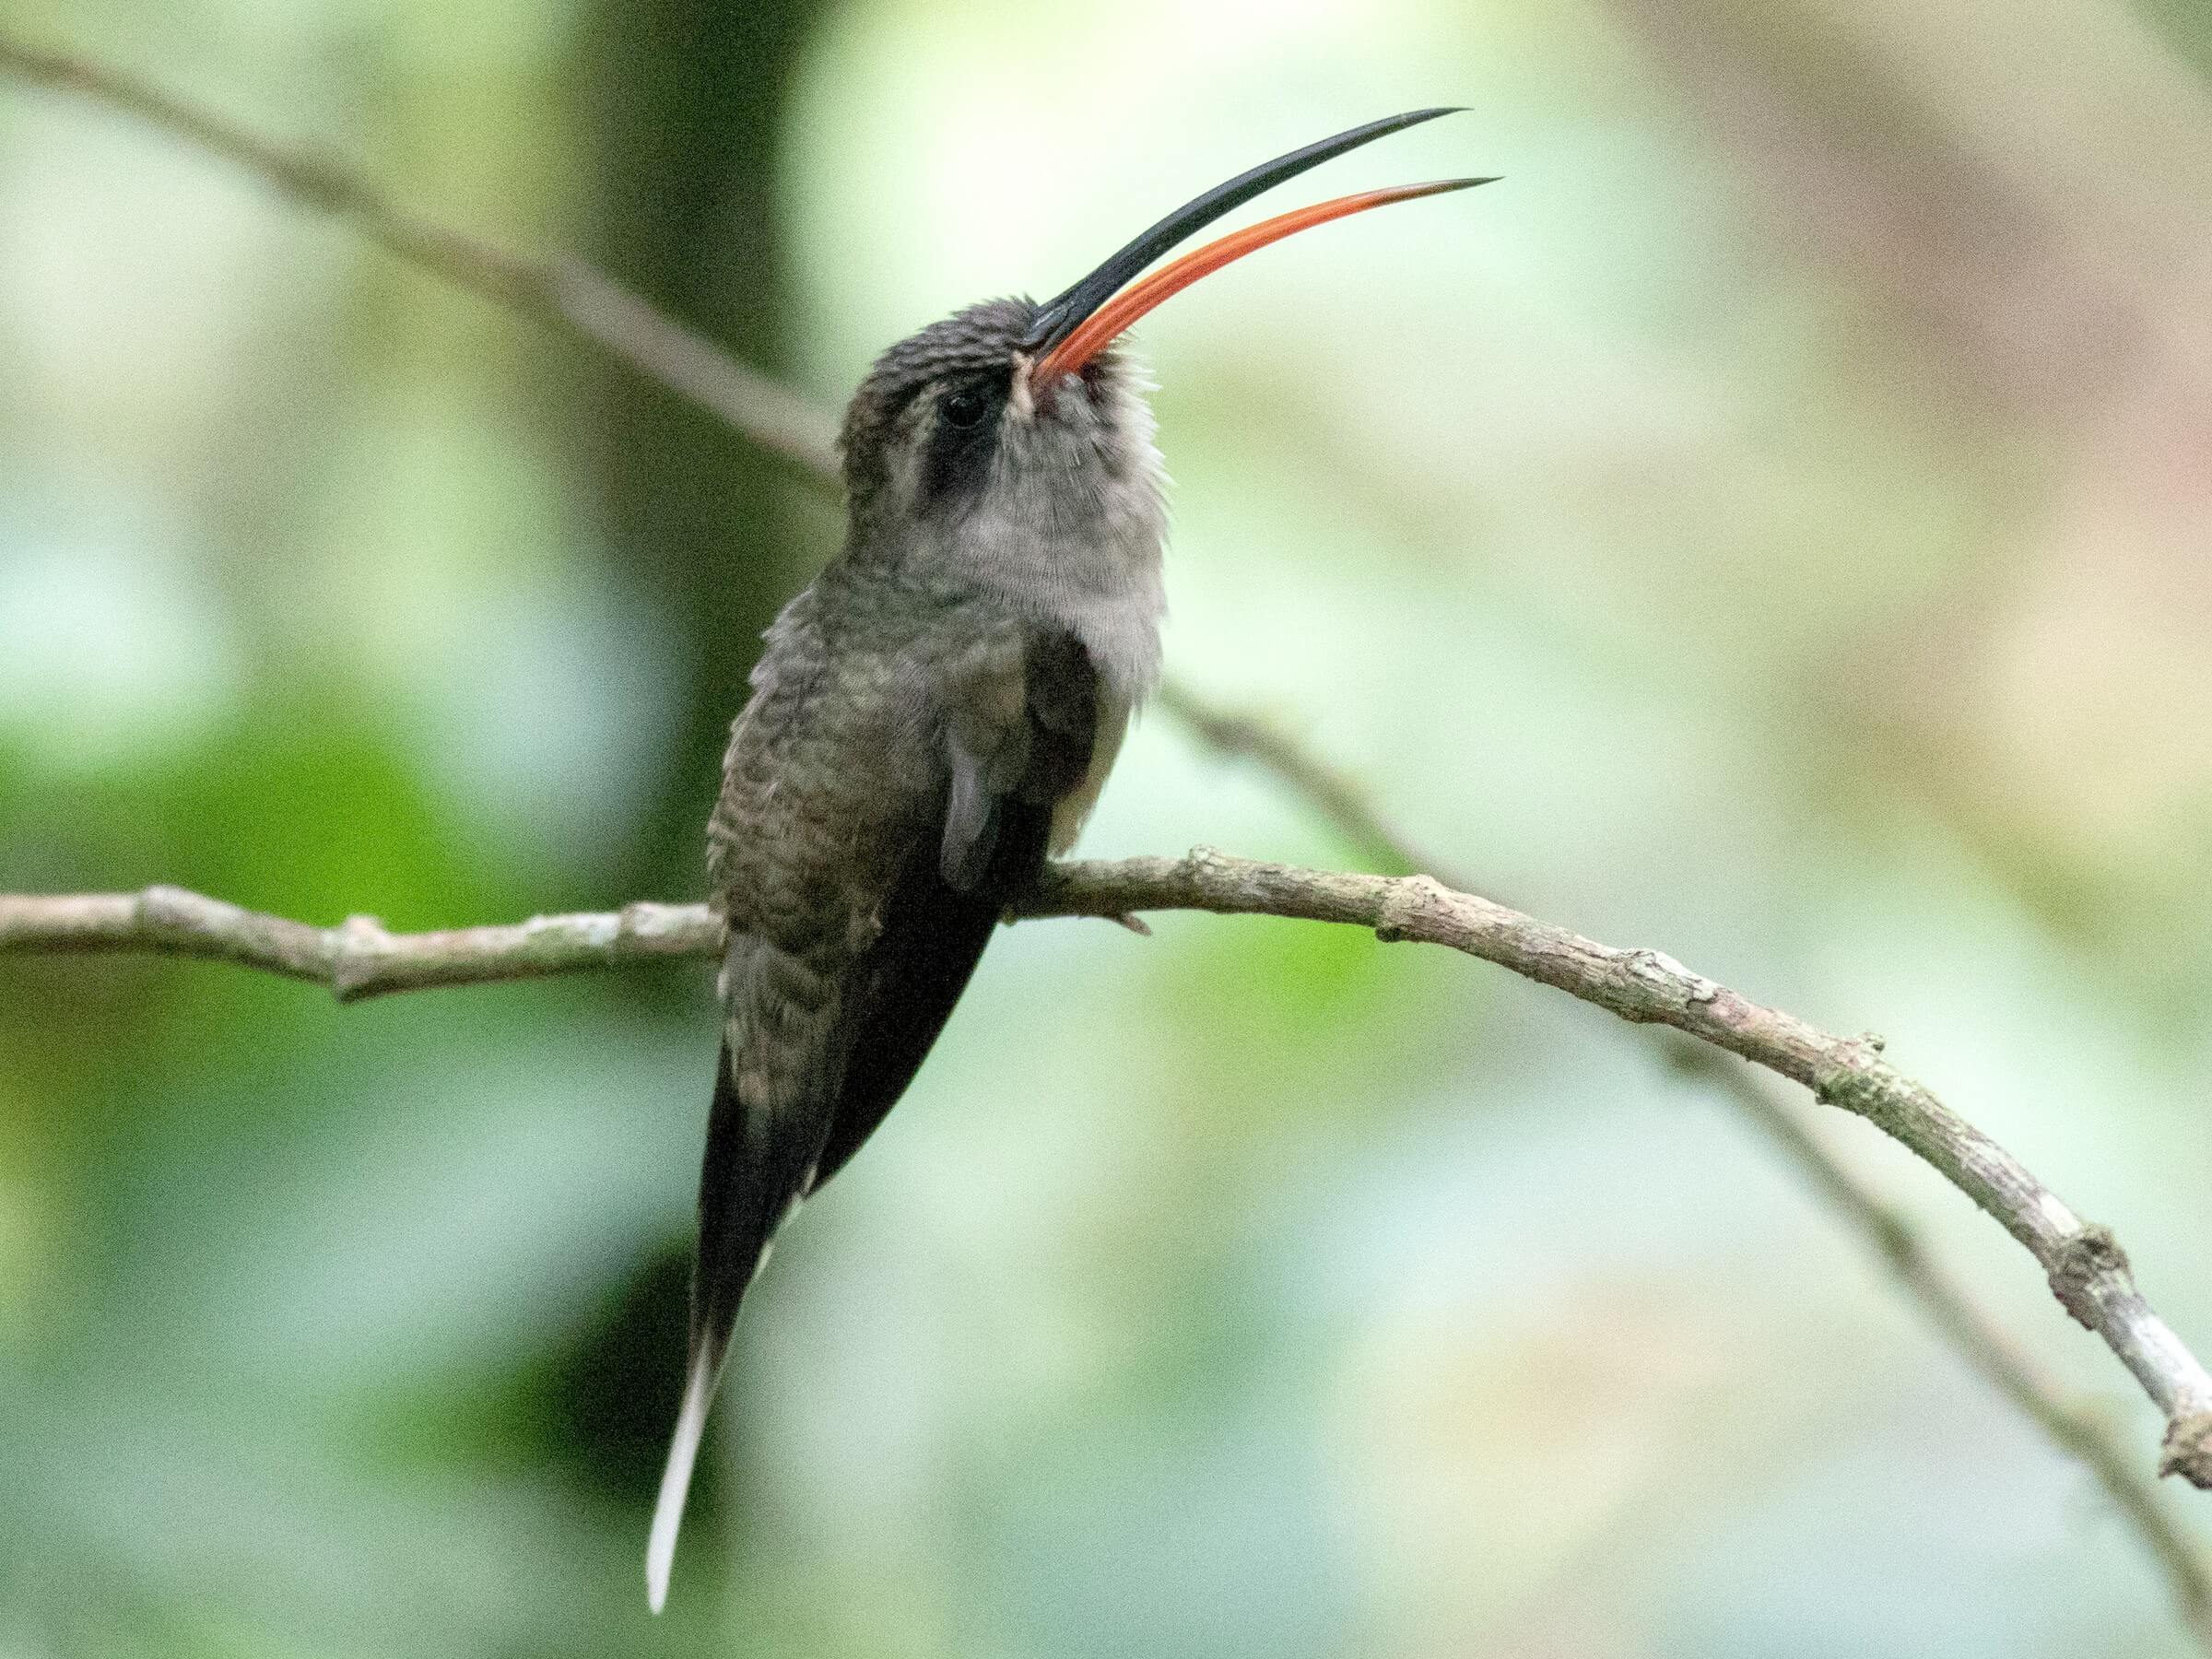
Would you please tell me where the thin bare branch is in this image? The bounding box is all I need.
[1165,665,2212,1634]
[0,29,841,486]
[7,856,2212,1509]
[0,885,720,998]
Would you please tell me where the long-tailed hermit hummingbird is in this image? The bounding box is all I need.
[649,109,1488,1610]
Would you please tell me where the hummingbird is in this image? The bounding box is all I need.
[647,109,1487,1609]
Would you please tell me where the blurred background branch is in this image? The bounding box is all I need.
[1665,1040,2212,1648]
[0,30,842,484]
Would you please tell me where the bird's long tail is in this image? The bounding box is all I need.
[646,1023,828,1612]
[646,861,1018,1609]
[646,1350,720,1613]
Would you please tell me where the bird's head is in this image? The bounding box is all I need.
[837,111,1490,569]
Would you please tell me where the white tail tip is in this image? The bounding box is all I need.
[645,1354,717,1614]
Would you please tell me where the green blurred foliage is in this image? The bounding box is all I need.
[6,0,2212,1653]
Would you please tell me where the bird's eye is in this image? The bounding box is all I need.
[941,389,989,429]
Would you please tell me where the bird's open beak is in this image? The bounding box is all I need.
[1019,109,1493,392]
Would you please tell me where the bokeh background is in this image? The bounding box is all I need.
[6,0,2212,1653]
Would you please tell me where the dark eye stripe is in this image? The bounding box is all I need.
[920,373,1009,509]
